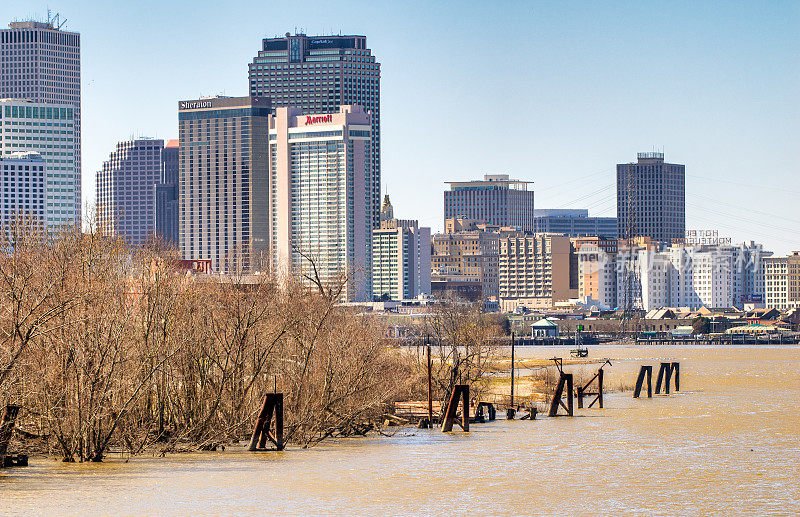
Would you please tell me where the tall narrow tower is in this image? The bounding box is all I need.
[0,17,81,225]
[249,33,381,228]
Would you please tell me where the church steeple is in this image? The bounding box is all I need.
[380,194,394,222]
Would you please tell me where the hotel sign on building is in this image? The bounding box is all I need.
[684,229,732,246]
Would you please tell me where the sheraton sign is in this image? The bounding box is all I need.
[305,114,333,125]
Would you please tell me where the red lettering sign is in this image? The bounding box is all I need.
[304,114,333,125]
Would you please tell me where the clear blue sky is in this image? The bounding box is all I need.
[3,0,798,254]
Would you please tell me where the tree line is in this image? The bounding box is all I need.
[0,220,504,462]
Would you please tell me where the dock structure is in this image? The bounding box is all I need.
[441,385,470,432]
[577,360,611,409]
[249,394,284,451]
[633,366,653,398]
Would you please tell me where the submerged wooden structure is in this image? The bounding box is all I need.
[249,394,284,451]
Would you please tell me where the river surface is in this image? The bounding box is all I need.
[2,345,799,516]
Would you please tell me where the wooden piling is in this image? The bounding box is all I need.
[427,340,433,426]
[655,362,680,394]
[249,393,284,451]
[548,373,574,417]
[0,404,21,468]
[633,366,653,398]
[441,385,469,432]
[672,362,680,391]
[510,332,515,408]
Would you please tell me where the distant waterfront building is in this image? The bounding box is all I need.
[616,242,768,311]
[0,99,77,227]
[764,252,800,310]
[533,209,617,238]
[1,20,82,223]
[432,219,506,300]
[617,152,685,244]
[155,139,179,245]
[250,33,381,228]
[498,234,576,312]
[269,105,373,301]
[0,151,46,226]
[179,96,271,274]
[575,236,620,309]
[97,138,163,246]
[372,195,431,300]
[444,174,535,232]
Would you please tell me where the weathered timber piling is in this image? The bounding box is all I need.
[441,385,469,432]
[577,360,610,409]
[0,404,23,468]
[548,373,574,417]
[655,362,680,394]
[633,366,653,398]
[249,393,284,451]
[476,402,496,422]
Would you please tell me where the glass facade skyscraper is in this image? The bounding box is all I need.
[96,138,163,246]
[269,106,372,301]
[1,20,81,224]
[249,33,381,228]
[617,152,685,244]
[444,174,535,232]
[179,96,271,274]
[0,99,76,228]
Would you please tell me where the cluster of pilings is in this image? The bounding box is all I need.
[633,362,680,398]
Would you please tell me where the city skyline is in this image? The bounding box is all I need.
[0,1,797,254]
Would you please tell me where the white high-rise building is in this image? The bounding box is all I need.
[269,105,373,301]
[97,138,164,246]
[0,151,46,227]
[615,242,768,310]
[372,195,431,301]
[0,99,77,227]
[1,20,81,223]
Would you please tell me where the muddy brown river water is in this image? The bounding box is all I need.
[1,345,799,516]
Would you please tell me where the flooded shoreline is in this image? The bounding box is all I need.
[2,345,799,516]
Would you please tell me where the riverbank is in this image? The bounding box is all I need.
[2,344,798,516]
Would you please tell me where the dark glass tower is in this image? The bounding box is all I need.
[617,152,686,244]
[249,33,381,227]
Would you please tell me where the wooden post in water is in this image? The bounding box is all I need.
[427,338,433,427]
[548,373,574,417]
[0,404,21,468]
[510,332,515,407]
[671,362,680,391]
[441,385,469,432]
[633,366,653,398]
[249,394,284,451]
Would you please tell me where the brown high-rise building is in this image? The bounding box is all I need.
[178,96,271,274]
[249,33,381,228]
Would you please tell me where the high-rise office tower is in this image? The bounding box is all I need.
[179,96,271,274]
[533,209,617,238]
[444,174,535,232]
[269,106,372,301]
[155,139,179,245]
[249,33,381,227]
[372,195,431,301]
[0,99,76,227]
[96,138,163,246]
[617,152,685,244]
[0,151,46,227]
[1,19,81,224]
